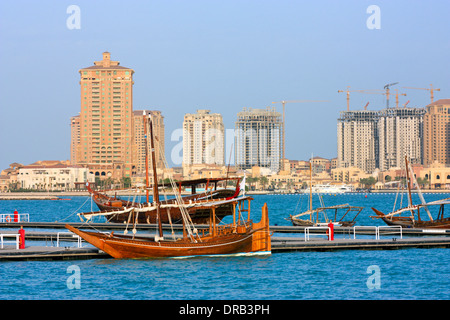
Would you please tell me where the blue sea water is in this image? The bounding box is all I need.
[0,193,449,301]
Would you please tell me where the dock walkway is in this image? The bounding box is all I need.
[0,246,108,261]
[271,236,450,252]
[0,222,449,260]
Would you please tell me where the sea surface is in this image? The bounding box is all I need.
[0,192,449,301]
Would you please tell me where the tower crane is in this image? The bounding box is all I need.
[393,89,407,108]
[271,100,328,160]
[402,84,441,103]
[338,86,384,111]
[383,82,399,108]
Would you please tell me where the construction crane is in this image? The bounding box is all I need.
[271,100,328,160]
[363,102,369,110]
[338,86,384,111]
[402,84,441,103]
[403,100,410,108]
[393,89,407,108]
[383,82,399,108]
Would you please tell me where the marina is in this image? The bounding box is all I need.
[0,193,449,300]
[1,221,449,260]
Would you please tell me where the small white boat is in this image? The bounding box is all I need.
[303,183,354,194]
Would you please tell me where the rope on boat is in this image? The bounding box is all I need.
[155,132,200,242]
[59,196,91,222]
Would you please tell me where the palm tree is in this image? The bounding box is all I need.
[259,176,268,190]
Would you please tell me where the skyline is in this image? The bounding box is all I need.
[1,1,449,171]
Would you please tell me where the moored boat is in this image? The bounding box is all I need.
[67,112,271,259]
[371,156,450,229]
[302,183,354,194]
[83,177,241,224]
[288,160,363,226]
[66,197,272,259]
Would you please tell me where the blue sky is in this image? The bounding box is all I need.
[0,0,449,170]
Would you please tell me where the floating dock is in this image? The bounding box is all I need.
[1,221,449,236]
[0,222,449,260]
[271,236,450,252]
[0,246,108,261]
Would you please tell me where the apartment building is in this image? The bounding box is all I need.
[182,110,225,166]
[72,52,135,178]
[133,110,165,174]
[235,107,283,173]
[377,108,425,170]
[70,115,80,164]
[338,107,426,173]
[423,99,450,166]
[337,110,378,173]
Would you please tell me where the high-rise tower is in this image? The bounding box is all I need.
[235,107,283,173]
[75,52,135,178]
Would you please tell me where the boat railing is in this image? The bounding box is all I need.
[0,213,30,223]
[196,220,253,237]
[353,226,402,240]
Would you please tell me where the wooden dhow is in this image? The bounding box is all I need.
[371,156,450,229]
[288,160,363,227]
[82,178,241,224]
[66,197,271,259]
[67,112,271,258]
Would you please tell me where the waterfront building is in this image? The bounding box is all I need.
[74,52,135,178]
[17,163,94,191]
[0,175,11,191]
[182,109,225,167]
[331,166,371,184]
[235,107,283,173]
[423,99,450,166]
[338,107,426,173]
[337,110,378,173]
[133,110,165,174]
[70,115,80,165]
[377,107,425,170]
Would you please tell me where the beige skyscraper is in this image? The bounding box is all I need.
[337,110,378,173]
[70,115,80,165]
[133,110,165,173]
[424,99,450,166]
[338,107,426,173]
[183,110,225,166]
[235,107,283,173]
[74,52,135,179]
[377,108,425,170]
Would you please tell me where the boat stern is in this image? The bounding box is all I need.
[250,203,271,254]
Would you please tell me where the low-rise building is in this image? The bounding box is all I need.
[18,164,94,191]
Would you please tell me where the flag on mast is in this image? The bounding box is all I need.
[240,173,246,196]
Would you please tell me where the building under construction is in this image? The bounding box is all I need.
[378,108,425,170]
[337,107,425,173]
[235,107,283,172]
[337,110,379,173]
